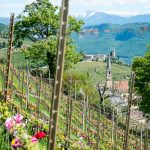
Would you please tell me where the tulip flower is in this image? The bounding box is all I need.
[13,114,23,124]
[31,137,38,143]
[34,132,46,139]
[11,138,23,149]
[5,117,15,130]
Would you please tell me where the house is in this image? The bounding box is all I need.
[84,55,94,62]
[114,80,129,93]
[95,54,107,61]
[110,49,116,58]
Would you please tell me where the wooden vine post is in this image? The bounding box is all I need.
[38,73,42,118]
[5,13,15,102]
[2,63,5,93]
[26,59,30,109]
[11,65,14,89]
[68,75,73,140]
[112,108,115,149]
[21,69,24,108]
[65,75,71,138]
[48,0,69,149]
[123,72,135,150]
[135,125,138,149]
[65,75,72,148]
[48,70,52,111]
[114,109,118,150]
[74,81,76,101]
[96,105,101,150]
[18,66,21,89]
[85,95,89,132]
[144,123,149,150]
[140,123,143,150]
[82,92,86,132]
[44,76,47,100]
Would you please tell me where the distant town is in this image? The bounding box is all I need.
[83,49,116,62]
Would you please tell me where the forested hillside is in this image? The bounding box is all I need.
[72,23,150,64]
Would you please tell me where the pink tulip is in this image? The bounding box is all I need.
[5,118,15,130]
[31,137,38,143]
[13,114,23,124]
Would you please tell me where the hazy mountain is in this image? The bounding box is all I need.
[83,12,150,25]
[0,17,10,25]
[1,12,150,25]
[72,23,150,64]
[0,23,7,31]
[128,14,150,23]
[77,12,150,64]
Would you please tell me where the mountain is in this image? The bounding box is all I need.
[128,14,150,23]
[0,23,8,31]
[72,23,150,64]
[83,12,150,25]
[1,12,150,26]
[84,12,127,25]
[0,17,10,25]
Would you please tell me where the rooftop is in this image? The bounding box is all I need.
[114,80,129,93]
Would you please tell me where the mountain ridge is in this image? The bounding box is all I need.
[0,17,10,25]
[1,12,150,25]
[81,12,150,25]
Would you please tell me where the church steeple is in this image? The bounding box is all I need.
[106,54,112,89]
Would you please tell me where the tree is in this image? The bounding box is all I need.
[24,36,82,77]
[14,0,84,76]
[132,50,150,115]
[0,23,8,39]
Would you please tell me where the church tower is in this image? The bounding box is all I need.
[112,48,116,58]
[106,54,113,89]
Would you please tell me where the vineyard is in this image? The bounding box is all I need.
[0,56,149,150]
[0,0,150,150]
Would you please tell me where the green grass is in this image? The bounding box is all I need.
[0,50,27,69]
[67,61,131,83]
[0,38,7,42]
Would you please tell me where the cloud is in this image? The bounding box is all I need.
[0,3,23,8]
[104,0,149,5]
[0,0,35,8]
[0,0,150,17]
[67,0,150,16]
[68,0,150,7]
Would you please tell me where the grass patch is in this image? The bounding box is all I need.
[66,61,131,83]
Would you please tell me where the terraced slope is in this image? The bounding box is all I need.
[0,64,146,150]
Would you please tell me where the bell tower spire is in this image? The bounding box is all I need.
[106,54,112,89]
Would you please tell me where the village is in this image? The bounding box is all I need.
[83,49,147,127]
[83,49,116,62]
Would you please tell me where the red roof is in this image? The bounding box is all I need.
[114,80,129,92]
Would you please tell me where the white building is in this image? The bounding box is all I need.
[84,54,106,62]
[84,55,94,62]
[110,48,116,59]
[95,54,107,61]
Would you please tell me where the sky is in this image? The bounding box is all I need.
[0,0,150,17]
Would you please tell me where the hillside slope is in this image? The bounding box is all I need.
[66,61,131,83]
[0,63,143,150]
